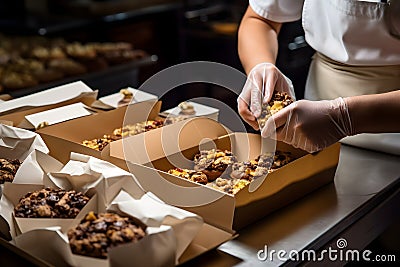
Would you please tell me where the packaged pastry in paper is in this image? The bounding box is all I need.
[0,124,49,185]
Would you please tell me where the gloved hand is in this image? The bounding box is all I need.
[238,63,296,130]
[262,97,354,153]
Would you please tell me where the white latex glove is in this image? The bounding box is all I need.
[238,63,295,130]
[262,97,354,153]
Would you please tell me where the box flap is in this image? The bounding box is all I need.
[0,81,94,115]
[92,87,158,110]
[21,103,94,129]
[160,101,219,121]
[127,162,235,233]
[110,117,230,165]
[37,100,160,164]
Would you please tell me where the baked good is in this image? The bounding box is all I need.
[31,46,66,61]
[1,72,38,90]
[117,88,134,106]
[194,149,236,181]
[168,168,208,184]
[82,120,165,151]
[0,158,21,184]
[231,151,294,181]
[65,43,96,59]
[178,101,195,115]
[32,68,64,83]
[14,188,90,218]
[163,115,190,125]
[82,135,119,151]
[48,58,87,76]
[112,120,165,138]
[68,211,146,259]
[102,50,146,65]
[87,42,133,54]
[258,91,294,128]
[206,177,250,195]
[271,151,294,169]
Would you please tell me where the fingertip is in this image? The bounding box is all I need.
[260,117,275,138]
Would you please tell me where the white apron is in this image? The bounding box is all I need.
[305,52,400,155]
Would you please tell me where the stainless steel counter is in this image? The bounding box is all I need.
[1,144,399,266]
[181,144,400,266]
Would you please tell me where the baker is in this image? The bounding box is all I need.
[237,0,400,153]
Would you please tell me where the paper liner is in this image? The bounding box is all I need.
[0,183,97,236]
[0,124,49,160]
[15,224,175,267]
[108,190,203,262]
[1,152,204,266]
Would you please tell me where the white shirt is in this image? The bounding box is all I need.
[249,0,400,66]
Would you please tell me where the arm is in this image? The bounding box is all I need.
[262,90,400,153]
[346,90,400,134]
[238,6,282,74]
[238,6,288,130]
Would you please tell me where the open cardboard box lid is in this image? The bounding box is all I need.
[91,87,158,110]
[37,100,161,167]
[0,81,98,128]
[110,117,341,230]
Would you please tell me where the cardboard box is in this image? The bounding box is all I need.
[0,81,97,128]
[36,100,161,168]
[0,150,233,266]
[160,101,219,121]
[109,118,341,230]
[91,87,158,110]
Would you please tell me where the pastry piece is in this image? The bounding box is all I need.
[82,135,119,151]
[65,43,97,59]
[0,158,21,184]
[168,168,208,185]
[76,57,108,72]
[258,91,294,128]
[103,50,146,65]
[68,211,146,259]
[163,115,190,125]
[32,68,64,83]
[194,149,236,181]
[271,151,294,170]
[48,58,87,76]
[87,42,133,54]
[178,101,195,115]
[7,59,44,73]
[14,188,90,218]
[117,88,134,106]
[112,120,165,138]
[1,72,38,90]
[231,152,274,180]
[31,46,66,61]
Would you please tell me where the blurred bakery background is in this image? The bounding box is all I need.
[0,0,398,262]
[0,0,314,115]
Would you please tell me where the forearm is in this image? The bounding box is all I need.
[345,90,400,134]
[238,6,282,74]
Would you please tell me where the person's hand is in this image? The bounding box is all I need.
[238,63,295,130]
[262,97,354,153]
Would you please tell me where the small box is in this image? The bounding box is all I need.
[0,81,97,128]
[109,118,340,230]
[37,100,161,168]
[161,101,219,121]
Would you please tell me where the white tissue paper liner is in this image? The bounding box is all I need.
[2,152,203,266]
[108,190,203,262]
[14,225,176,267]
[0,183,97,236]
[0,124,49,160]
[49,152,203,263]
